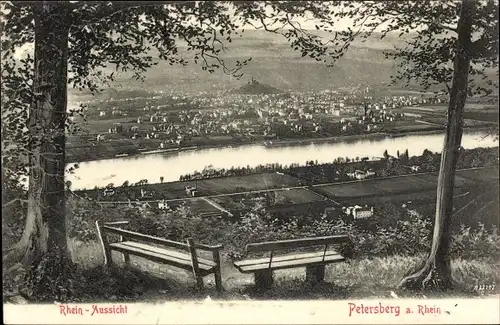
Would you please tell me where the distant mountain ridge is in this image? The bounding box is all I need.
[68,30,493,95]
[82,30,401,94]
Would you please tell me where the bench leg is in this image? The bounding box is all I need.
[123,253,130,264]
[306,265,325,284]
[195,276,204,290]
[214,267,223,293]
[105,251,113,266]
[254,270,273,290]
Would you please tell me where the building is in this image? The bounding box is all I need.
[344,205,374,219]
[323,207,353,221]
[109,123,123,133]
[353,206,374,219]
[158,200,169,210]
[365,169,376,177]
[140,189,154,198]
[355,170,367,180]
[410,165,421,172]
[185,186,197,197]
[103,188,115,197]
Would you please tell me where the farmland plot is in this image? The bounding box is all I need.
[314,171,478,200]
[190,173,304,196]
[338,186,471,207]
[157,173,303,197]
[211,188,325,212]
[456,166,499,183]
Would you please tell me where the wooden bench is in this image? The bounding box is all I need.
[233,234,354,289]
[95,221,224,292]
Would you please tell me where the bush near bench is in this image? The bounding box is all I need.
[67,198,500,262]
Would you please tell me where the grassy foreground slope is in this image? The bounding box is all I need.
[68,239,499,301]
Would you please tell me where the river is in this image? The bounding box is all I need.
[68,130,498,190]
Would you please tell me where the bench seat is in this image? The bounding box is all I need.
[234,250,345,273]
[96,221,224,291]
[233,234,353,289]
[109,241,217,275]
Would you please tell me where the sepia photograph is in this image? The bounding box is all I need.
[1,0,499,324]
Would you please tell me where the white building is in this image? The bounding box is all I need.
[344,205,374,219]
[140,189,153,198]
[411,165,421,172]
[354,207,374,219]
[158,200,169,210]
[185,186,197,197]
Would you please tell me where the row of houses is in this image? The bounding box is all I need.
[346,169,376,180]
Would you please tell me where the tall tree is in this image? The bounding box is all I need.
[398,0,475,289]
[306,0,497,290]
[1,0,346,299]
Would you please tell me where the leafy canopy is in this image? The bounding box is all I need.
[1,1,498,183]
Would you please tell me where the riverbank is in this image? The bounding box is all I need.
[66,124,495,164]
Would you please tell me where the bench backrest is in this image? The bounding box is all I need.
[96,221,224,289]
[103,224,189,250]
[97,221,222,253]
[246,234,352,254]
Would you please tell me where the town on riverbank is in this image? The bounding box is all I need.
[66,83,498,163]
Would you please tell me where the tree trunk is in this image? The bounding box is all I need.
[399,0,475,291]
[6,2,71,267]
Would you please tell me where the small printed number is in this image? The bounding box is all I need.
[474,283,496,291]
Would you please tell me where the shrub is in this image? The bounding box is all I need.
[66,199,500,263]
[451,224,500,260]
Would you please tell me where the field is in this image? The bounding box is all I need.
[169,198,222,216]
[77,166,498,227]
[380,119,443,133]
[313,174,436,198]
[76,117,139,134]
[398,104,499,126]
[77,173,305,201]
[463,111,499,123]
[66,138,168,163]
[186,173,304,196]
[417,117,495,128]
[312,167,495,200]
[399,105,447,116]
[211,187,326,211]
[337,186,471,207]
[457,166,499,182]
[278,188,326,203]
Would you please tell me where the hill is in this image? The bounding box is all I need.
[66,30,493,96]
[67,30,401,96]
[234,78,284,95]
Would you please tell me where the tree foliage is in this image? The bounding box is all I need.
[328,0,498,96]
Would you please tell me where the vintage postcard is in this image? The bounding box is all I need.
[2,0,499,324]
